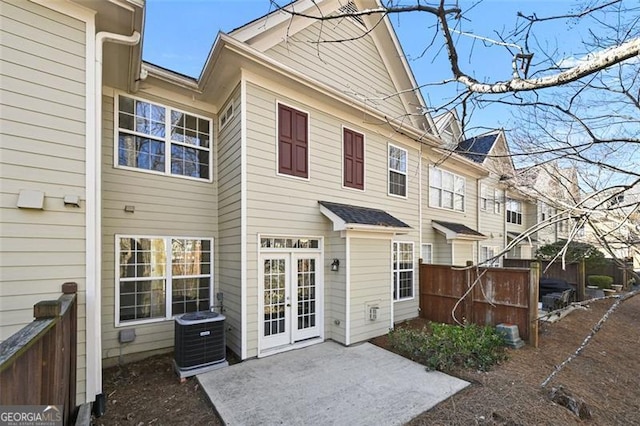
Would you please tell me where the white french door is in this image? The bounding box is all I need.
[260,253,321,351]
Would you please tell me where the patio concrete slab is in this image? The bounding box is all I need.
[198,341,469,425]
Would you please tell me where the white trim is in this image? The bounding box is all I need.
[341,125,366,192]
[240,76,248,360]
[114,235,214,327]
[256,234,325,355]
[219,101,234,130]
[275,100,311,181]
[428,166,466,213]
[392,241,415,302]
[113,91,214,183]
[387,142,408,198]
[389,239,394,330]
[420,243,433,264]
[345,234,351,346]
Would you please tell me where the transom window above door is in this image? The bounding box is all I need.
[116,94,212,181]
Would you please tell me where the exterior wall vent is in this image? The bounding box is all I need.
[338,1,365,28]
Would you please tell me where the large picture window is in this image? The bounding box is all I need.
[393,242,414,300]
[388,144,407,197]
[506,199,523,225]
[116,236,213,325]
[429,167,465,211]
[116,95,212,181]
[278,103,309,179]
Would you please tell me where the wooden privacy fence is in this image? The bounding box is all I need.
[0,282,78,425]
[419,263,539,346]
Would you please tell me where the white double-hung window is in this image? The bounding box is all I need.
[429,167,465,211]
[393,242,414,300]
[116,94,212,181]
[388,144,408,197]
[116,236,213,325]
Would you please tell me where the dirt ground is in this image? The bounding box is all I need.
[96,295,640,425]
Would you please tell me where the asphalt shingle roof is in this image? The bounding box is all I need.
[318,201,411,228]
[432,220,485,237]
[455,133,498,163]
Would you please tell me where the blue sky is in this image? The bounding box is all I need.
[143,1,586,133]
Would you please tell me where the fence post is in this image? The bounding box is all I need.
[465,261,474,324]
[577,258,586,301]
[529,262,540,348]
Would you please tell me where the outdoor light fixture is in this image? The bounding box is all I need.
[331,259,340,272]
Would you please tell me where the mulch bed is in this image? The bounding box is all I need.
[97,295,640,425]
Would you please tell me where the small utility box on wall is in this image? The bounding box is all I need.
[17,190,45,209]
[365,302,380,321]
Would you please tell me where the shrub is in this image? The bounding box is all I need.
[587,275,613,289]
[388,322,508,372]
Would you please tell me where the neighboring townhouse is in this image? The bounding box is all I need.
[510,163,582,257]
[455,129,514,265]
[582,183,640,269]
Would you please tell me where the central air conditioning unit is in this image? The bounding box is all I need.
[173,310,228,378]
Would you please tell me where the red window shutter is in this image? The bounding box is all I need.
[278,104,308,178]
[343,128,364,189]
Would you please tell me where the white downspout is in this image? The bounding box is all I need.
[88,30,140,402]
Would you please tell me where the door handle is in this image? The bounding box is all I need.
[286,303,291,307]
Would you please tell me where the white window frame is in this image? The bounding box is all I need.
[506,199,523,225]
[494,189,502,214]
[540,202,554,221]
[219,101,234,130]
[480,246,500,267]
[429,166,466,212]
[115,93,213,182]
[388,143,408,198]
[480,183,489,211]
[392,241,414,301]
[421,243,433,264]
[115,235,214,326]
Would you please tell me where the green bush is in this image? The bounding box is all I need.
[587,275,613,289]
[388,322,508,372]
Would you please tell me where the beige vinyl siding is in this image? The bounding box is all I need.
[264,18,407,121]
[325,232,346,343]
[0,0,87,400]
[349,238,391,343]
[432,237,453,265]
[421,160,481,265]
[101,92,218,362]
[453,241,475,266]
[217,87,242,356]
[244,81,420,356]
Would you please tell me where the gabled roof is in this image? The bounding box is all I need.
[228,0,434,133]
[319,201,411,233]
[432,221,486,241]
[456,132,500,164]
